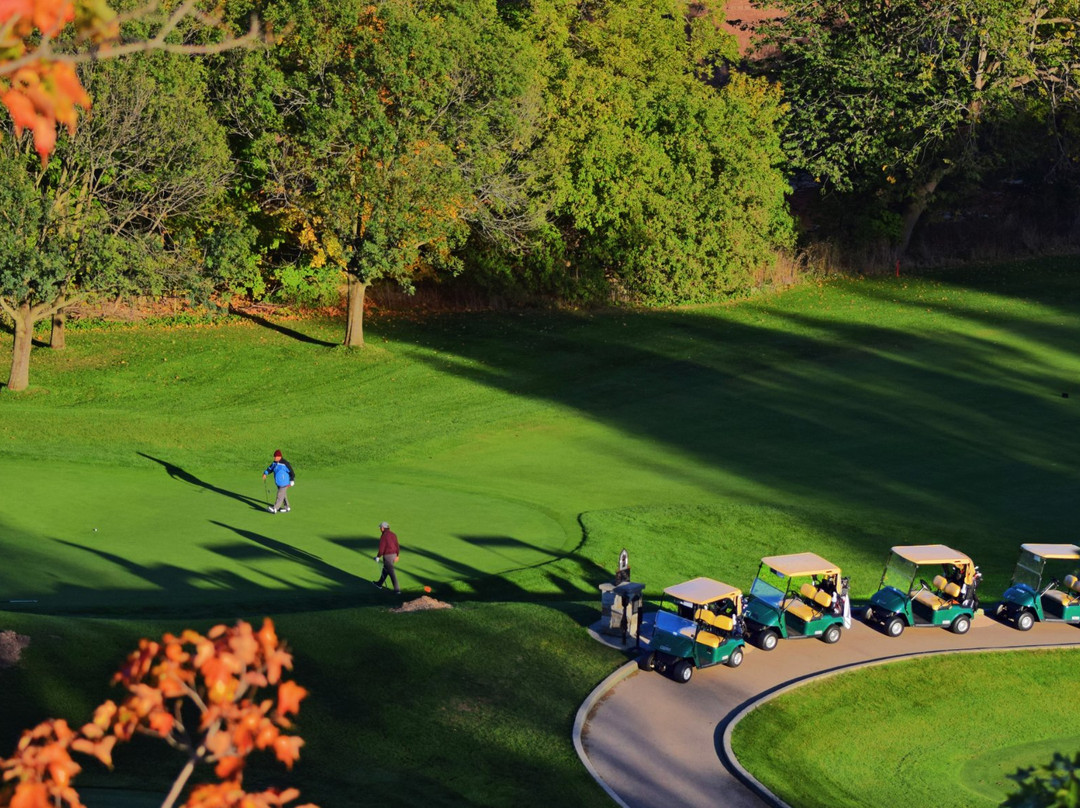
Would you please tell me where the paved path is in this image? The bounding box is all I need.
[577,615,1080,808]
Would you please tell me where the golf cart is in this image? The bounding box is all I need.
[743,553,850,651]
[865,544,981,637]
[997,543,1080,631]
[641,577,746,684]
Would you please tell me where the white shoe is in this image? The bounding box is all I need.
[281,507,291,513]
[268,506,277,513]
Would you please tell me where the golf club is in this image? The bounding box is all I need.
[263,478,271,506]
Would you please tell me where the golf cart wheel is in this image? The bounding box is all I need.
[1016,611,1035,632]
[756,630,779,651]
[726,647,744,668]
[822,624,842,644]
[951,615,971,635]
[639,652,657,671]
[673,660,693,684]
[885,616,905,638]
[862,607,875,623]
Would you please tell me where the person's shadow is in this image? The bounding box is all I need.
[138,453,268,511]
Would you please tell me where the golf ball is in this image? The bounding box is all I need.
[93,528,98,532]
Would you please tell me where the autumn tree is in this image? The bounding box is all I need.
[0,619,316,808]
[216,0,539,345]
[0,52,232,391]
[755,0,1080,256]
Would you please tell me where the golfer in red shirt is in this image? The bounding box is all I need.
[373,522,402,594]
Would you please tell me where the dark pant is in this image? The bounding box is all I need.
[377,554,399,592]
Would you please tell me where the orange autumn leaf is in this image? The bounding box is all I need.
[229,623,259,667]
[1,87,37,130]
[275,682,306,719]
[146,711,175,738]
[69,735,116,769]
[271,735,303,770]
[213,755,244,780]
[255,619,278,654]
[8,781,50,808]
[3,619,314,808]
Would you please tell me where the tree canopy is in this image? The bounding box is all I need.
[756,0,1080,255]
[0,52,231,390]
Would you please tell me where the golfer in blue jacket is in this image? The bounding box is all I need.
[262,450,295,513]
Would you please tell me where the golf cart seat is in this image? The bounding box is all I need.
[694,608,716,626]
[914,583,950,611]
[931,574,962,599]
[1045,574,1080,607]
[695,631,721,648]
[695,609,735,634]
[800,582,833,609]
[783,598,817,622]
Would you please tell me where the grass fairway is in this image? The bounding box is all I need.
[2,256,1080,805]
[730,649,1080,808]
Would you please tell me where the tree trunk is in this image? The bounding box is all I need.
[51,309,66,350]
[7,303,35,391]
[344,274,366,348]
[897,166,951,258]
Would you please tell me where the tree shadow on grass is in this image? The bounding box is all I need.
[208,521,364,590]
[230,308,337,348]
[0,320,48,348]
[137,453,267,512]
[380,282,1080,547]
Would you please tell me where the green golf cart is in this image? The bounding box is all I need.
[997,543,1080,631]
[641,577,746,684]
[743,553,850,651]
[865,544,981,637]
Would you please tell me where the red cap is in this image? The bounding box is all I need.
[273,450,282,459]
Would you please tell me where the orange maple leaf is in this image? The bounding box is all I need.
[275,682,306,719]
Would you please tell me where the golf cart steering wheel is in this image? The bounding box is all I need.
[919,578,933,591]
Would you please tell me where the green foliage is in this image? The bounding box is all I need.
[759,0,1080,248]
[1005,753,1080,808]
[517,0,793,304]
[218,0,539,303]
[0,144,72,309]
[211,0,794,313]
[0,52,231,312]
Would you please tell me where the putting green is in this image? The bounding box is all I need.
[731,649,1080,808]
[960,736,1080,802]
[3,459,569,613]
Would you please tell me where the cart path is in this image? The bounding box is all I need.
[576,616,1080,808]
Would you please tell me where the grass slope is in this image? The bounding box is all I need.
[2,257,1080,805]
[731,649,1080,808]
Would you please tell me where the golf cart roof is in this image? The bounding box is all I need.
[759,552,840,577]
[891,544,973,566]
[663,577,742,604]
[1020,543,1080,561]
